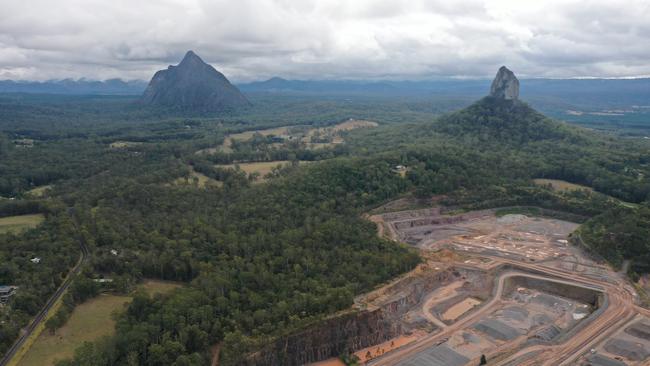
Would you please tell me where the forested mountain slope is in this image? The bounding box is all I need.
[435,96,582,144]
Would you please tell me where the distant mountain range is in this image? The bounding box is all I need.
[240,77,650,105]
[0,78,147,95]
[2,75,649,108]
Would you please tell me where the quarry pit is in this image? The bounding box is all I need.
[309,206,649,366]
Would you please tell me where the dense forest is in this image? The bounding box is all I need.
[1,92,650,365]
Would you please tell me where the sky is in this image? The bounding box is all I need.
[1,0,649,82]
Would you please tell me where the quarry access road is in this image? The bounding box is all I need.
[420,282,465,329]
[369,268,606,366]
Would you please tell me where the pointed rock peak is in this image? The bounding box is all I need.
[179,50,204,65]
[490,66,519,100]
[140,50,251,112]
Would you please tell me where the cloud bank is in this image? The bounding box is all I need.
[1,0,648,81]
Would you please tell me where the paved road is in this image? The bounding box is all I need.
[0,222,89,366]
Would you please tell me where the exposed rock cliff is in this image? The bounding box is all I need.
[490,66,520,100]
[240,268,461,366]
[241,310,400,366]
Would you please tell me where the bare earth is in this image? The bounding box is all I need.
[443,298,482,322]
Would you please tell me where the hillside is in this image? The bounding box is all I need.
[434,67,581,144]
[434,96,580,144]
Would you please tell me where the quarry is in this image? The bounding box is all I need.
[307,205,650,366]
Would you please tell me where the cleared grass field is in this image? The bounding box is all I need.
[109,141,142,149]
[141,279,182,295]
[0,214,45,234]
[534,178,640,209]
[18,294,131,366]
[229,126,290,141]
[217,160,310,182]
[198,119,378,154]
[197,126,292,154]
[300,119,377,149]
[25,185,52,198]
[330,119,378,132]
[171,168,222,188]
[18,280,181,366]
[533,178,593,192]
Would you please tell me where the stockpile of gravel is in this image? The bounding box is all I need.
[604,338,649,361]
[586,354,626,366]
[396,344,470,366]
[474,319,521,341]
[626,322,650,340]
[532,293,571,311]
[532,325,560,341]
[461,331,481,344]
[532,313,553,327]
[500,306,529,322]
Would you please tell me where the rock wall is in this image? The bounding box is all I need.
[377,268,458,316]
[243,268,460,366]
[490,66,520,100]
[242,309,399,366]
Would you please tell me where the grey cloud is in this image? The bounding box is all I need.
[0,0,648,81]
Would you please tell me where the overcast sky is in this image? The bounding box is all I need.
[1,0,649,82]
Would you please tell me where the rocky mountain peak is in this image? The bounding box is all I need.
[140,50,250,112]
[178,50,202,66]
[490,66,519,100]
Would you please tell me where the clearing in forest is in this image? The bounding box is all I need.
[140,279,183,295]
[108,141,142,149]
[25,185,53,198]
[329,119,378,132]
[18,294,132,366]
[171,167,222,188]
[198,119,378,154]
[217,160,310,181]
[18,280,181,366]
[0,214,45,234]
[533,178,593,192]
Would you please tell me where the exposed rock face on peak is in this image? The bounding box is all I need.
[140,51,250,112]
[490,66,520,100]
